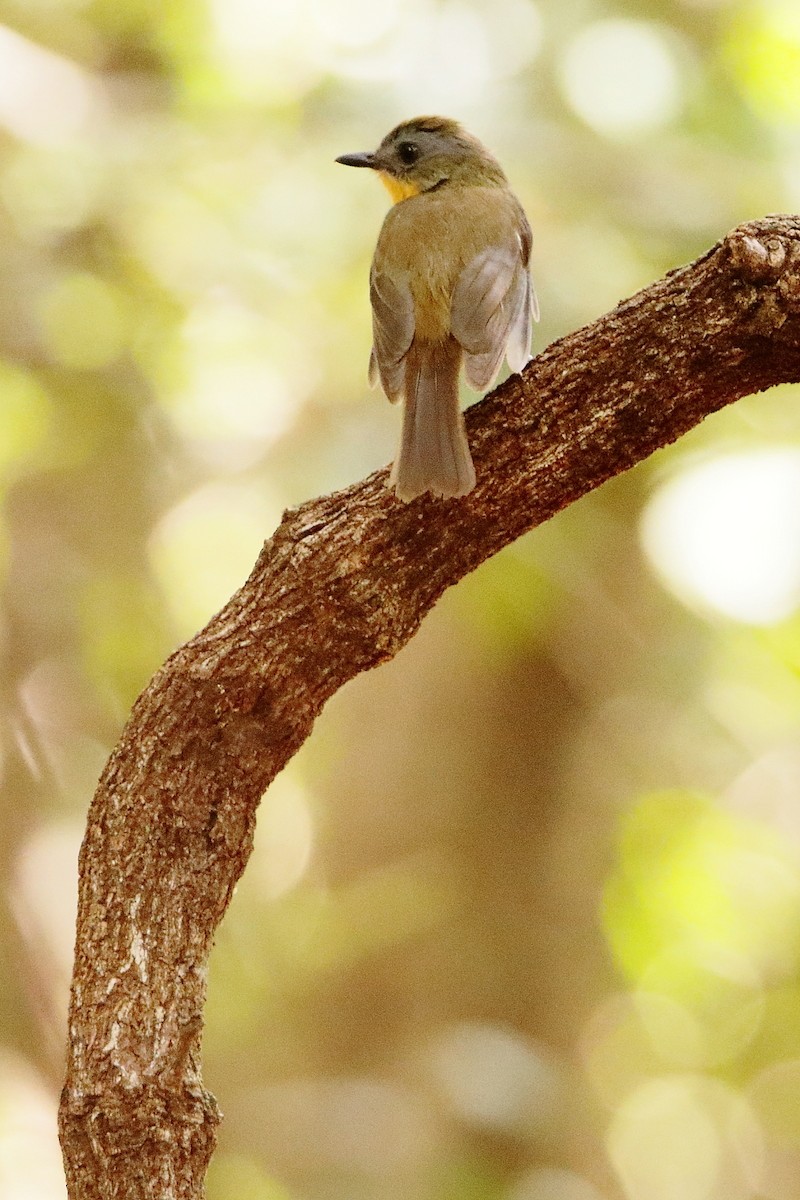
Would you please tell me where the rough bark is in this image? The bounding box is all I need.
[59,215,800,1198]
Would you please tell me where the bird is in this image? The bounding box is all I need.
[337,115,538,503]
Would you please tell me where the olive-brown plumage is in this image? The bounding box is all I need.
[337,116,538,502]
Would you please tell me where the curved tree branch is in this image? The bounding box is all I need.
[59,215,800,1198]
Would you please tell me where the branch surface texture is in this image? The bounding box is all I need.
[59,216,800,1198]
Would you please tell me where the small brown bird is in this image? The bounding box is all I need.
[337,115,538,502]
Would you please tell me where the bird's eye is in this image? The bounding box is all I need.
[397,141,420,166]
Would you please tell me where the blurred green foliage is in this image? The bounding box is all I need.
[1,1,799,1198]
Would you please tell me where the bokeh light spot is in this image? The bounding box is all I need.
[0,146,101,242]
[166,300,300,465]
[208,0,323,102]
[607,1076,760,1200]
[332,1,531,109]
[641,449,800,625]
[726,1,800,125]
[149,480,281,639]
[0,362,52,479]
[430,1023,563,1135]
[603,791,800,1065]
[0,24,96,145]
[38,273,127,370]
[0,1050,68,1199]
[632,990,708,1070]
[13,820,82,994]
[313,0,399,50]
[251,774,314,900]
[560,20,682,138]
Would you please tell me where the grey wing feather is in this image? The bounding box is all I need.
[529,273,541,324]
[452,238,536,392]
[450,245,518,354]
[505,272,533,375]
[515,214,539,324]
[369,264,415,403]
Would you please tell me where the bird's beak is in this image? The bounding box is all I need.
[335,151,377,169]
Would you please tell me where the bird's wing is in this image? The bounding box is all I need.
[451,220,535,392]
[505,272,534,375]
[369,263,415,403]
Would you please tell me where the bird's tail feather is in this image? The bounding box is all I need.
[389,338,476,503]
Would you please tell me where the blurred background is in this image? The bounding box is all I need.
[1,0,800,1197]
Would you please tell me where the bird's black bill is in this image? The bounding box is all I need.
[335,152,376,168]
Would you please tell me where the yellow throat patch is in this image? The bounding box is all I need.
[378,172,421,204]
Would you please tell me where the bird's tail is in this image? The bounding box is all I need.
[389,337,476,503]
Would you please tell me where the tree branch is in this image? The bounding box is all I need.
[59,215,800,1198]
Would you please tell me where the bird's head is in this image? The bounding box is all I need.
[336,116,507,203]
